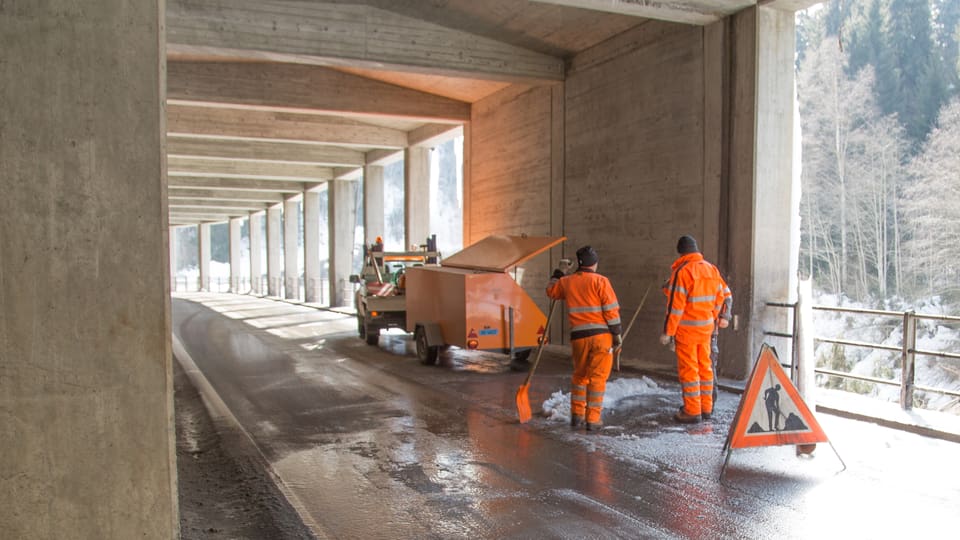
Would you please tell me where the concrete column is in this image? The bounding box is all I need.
[363,164,385,245]
[229,217,243,293]
[404,146,431,250]
[266,205,282,296]
[169,227,179,292]
[0,3,176,538]
[303,189,322,303]
[199,223,212,292]
[330,180,359,307]
[284,197,300,299]
[249,212,263,295]
[754,6,799,364]
[724,6,798,378]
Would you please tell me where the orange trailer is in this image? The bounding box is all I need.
[405,235,565,365]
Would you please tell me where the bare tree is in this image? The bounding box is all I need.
[903,98,960,303]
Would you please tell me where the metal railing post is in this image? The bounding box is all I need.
[900,311,917,410]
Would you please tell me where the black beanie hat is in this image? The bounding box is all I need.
[677,235,699,254]
[576,245,599,267]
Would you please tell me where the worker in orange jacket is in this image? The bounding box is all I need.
[547,246,622,431]
[661,235,729,424]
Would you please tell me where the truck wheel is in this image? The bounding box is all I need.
[365,325,379,346]
[415,326,438,365]
[512,349,532,363]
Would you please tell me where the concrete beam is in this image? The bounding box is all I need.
[168,61,471,123]
[529,0,753,25]
[409,124,464,149]
[366,148,404,166]
[168,176,305,193]
[168,156,333,180]
[334,167,363,181]
[167,0,564,83]
[168,200,268,211]
[168,188,285,203]
[167,104,408,149]
[167,136,365,167]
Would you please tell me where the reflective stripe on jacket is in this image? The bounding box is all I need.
[547,269,622,340]
[662,252,726,341]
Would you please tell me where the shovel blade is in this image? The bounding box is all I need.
[516,383,532,424]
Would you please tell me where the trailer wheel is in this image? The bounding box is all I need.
[415,326,438,365]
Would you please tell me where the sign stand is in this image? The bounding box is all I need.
[720,344,846,483]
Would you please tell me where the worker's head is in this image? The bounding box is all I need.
[677,235,699,255]
[576,245,599,269]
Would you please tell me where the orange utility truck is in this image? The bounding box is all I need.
[405,235,565,365]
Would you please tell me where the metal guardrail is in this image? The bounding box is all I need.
[766,302,960,412]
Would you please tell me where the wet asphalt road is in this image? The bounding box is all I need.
[172,294,960,539]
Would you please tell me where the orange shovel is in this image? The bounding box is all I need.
[516,299,559,424]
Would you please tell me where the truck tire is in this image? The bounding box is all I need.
[415,325,438,365]
[365,324,379,346]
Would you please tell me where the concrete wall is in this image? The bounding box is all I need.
[0,2,177,539]
[467,84,559,320]
[467,15,795,379]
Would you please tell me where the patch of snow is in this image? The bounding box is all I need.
[542,376,669,423]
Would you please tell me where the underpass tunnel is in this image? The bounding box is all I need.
[3,1,815,537]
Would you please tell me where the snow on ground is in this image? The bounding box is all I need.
[541,376,670,423]
[813,293,960,413]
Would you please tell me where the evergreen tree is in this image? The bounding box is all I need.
[847,0,886,76]
[882,0,940,146]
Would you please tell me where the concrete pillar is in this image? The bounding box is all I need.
[284,197,300,300]
[199,222,212,291]
[363,164,385,245]
[169,227,179,292]
[250,212,263,295]
[266,205,282,296]
[229,217,243,293]
[0,3,176,538]
[404,146,430,250]
[723,6,798,378]
[330,180,359,307]
[303,189,322,303]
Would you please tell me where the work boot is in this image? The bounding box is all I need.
[701,411,713,421]
[674,407,702,424]
[570,415,585,429]
[586,421,603,432]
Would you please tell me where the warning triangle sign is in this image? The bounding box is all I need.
[726,344,829,449]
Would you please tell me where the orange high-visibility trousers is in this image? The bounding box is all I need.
[675,337,714,416]
[570,333,613,424]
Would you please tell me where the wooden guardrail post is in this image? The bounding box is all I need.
[900,311,917,410]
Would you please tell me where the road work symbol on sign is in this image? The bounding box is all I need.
[725,343,828,450]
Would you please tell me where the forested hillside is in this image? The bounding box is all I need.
[798,0,959,305]
[797,0,960,413]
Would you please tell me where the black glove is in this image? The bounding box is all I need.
[552,269,564,280]
[612,334,623,347]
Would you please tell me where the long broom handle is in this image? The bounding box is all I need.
[621,283,653,342]
[522,300,558,386]
[615,283,653,371]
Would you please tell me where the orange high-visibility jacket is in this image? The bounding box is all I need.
[662,252,727,341]
[547,269,621,340]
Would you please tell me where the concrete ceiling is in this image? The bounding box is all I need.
[164,0,800,226]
